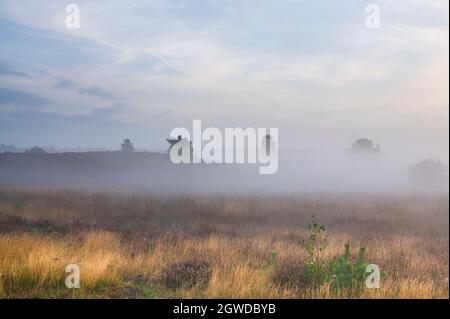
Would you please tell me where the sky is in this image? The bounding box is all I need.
[0,0,448,161]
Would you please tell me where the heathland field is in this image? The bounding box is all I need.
[0,188,448,298]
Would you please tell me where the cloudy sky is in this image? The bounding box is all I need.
[0,0,448,159]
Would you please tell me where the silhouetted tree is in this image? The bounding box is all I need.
[348,138,381,154]
[166,135,183,153]
[25,146,46,154]
[121,138,134,152]
[166,135,194,159]
[409,159,447,189]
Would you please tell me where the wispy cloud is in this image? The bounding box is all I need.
[55,79,77,90]
[78,86,116,100]
[0,63,27,77]
[0,87,51,109]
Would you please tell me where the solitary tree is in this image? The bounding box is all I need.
[348,138,381,155]
[121,138,134,152]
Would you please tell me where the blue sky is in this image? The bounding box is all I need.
[0,0,448,159]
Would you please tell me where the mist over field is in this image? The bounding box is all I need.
[0,149,448,194]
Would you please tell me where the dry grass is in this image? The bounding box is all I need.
[0,188,448,299]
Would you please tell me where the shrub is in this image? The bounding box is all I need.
[24,146,46,154]
[409,159,447,189]
[300,216,329,287]
[348,138,381,154]
[291,217,372,293]
[157,257,212,289]
[329,243,367,292]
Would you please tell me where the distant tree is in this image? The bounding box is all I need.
[348,138,381,154]
[409,159,447,188]
[166,135,193,160]
[121,138,134,152]
[25,146,46,154]
[166,135,183,153]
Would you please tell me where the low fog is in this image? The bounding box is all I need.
[0,146,447,194]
